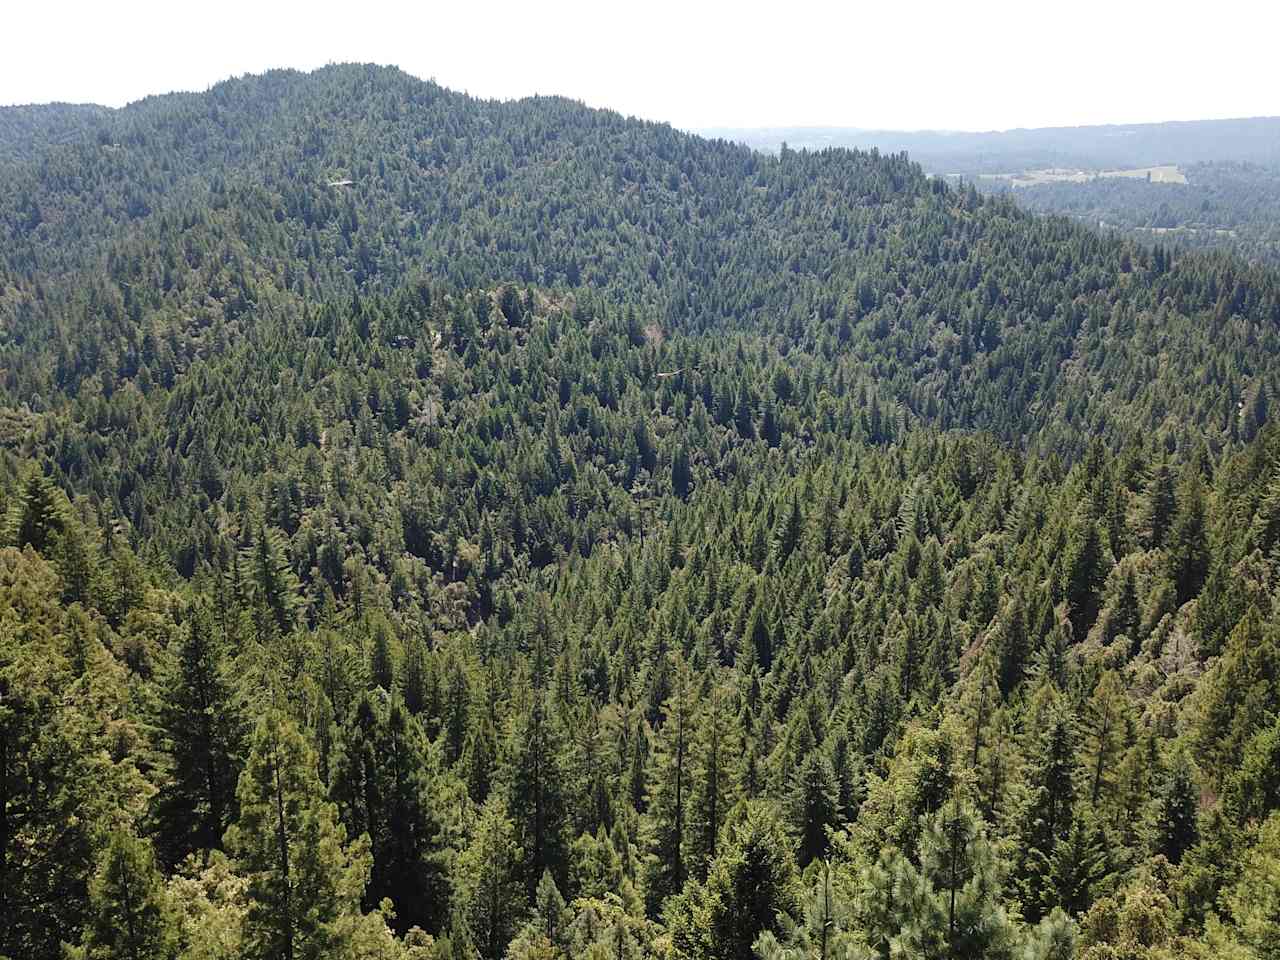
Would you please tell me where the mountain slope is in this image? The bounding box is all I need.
[1,64,1277,463]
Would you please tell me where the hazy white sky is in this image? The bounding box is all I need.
[3,0,1277,132]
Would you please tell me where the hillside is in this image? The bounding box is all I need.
[705,119,1280,265]
[3,64,1280,960]
[2,65,1277,462]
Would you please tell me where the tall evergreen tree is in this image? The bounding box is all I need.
[459,796,526,960]
[152,603,246,866]
[504,691,572,897]
[330,692,452,934]
[643,661,697,915]
[7,470,65,554]
[687,680,739,880]
[225,709,372,960]
[786,751,839,867]
[66,830,176,960]
[678,802,799,960]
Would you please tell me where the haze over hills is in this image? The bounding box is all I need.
[700,116,1280,265]
[702,116,1280,173]
[3,63,1280,960]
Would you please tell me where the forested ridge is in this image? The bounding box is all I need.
[3,63,1280,960]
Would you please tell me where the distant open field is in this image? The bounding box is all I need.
[976,164,1188,187]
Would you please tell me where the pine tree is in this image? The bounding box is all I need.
[225,709,371,960]
[776,497,803,564]
[530,869,571,952]
[687,680,739,880]
[642,661,697,915]
[755,861,868,960]
[1108,567,1142,656]
[857,803,1017,960]
[152,602,246,866]
[67,830,176,960]
[672,444,693,500]
[1013,692,1078,922]
[1080,671,1127,807]
[8,469,66,554]
[505,692,572,897]
[1136,460,1177,551]
[1021,910,1077,960]
[330,693,452,934]
[1044,811,1108,917]
[459,796,526,960]
[1165,471,1210,606]
[244,525,301,637]
[915,802,1017,960]
[735,383,756,440]
[1156,751,1199,866]
[1060,515,1108,641]
[369,617,396,692]
[696,802,800,960]
[746,600,773,674]
[787,751,839,867]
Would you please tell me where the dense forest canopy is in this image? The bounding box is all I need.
[3,63,1280,960]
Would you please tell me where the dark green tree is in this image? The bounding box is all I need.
[152,603,246,866]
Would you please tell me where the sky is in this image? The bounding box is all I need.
[3,0,1277,132]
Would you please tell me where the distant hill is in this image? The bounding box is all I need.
[702,116,1280,173]
[1,64,1277,462]
[0,102,112,165]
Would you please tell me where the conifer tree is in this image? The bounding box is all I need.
[1061,515,1108,640]
[505,692,572,897]
[672,445,693,500]
[67,830,176,960]
[787,751,839,867]
[1166,471,1210,606]
[225,709,372,960]
[690,802,800,960]
[1108,566,1142,655]
[687,680,739,880]
[1156,751,1199,866]
[369,617,396,692]
[245,525,301,637]
[330,692,452,934]
[1136,460,1177,551]
[1012,692,1078,922]
[152,602,246,866]
[643,661,697,915]
[1081,671,1127,807]
[8,469,65,554]
[755,861,869,960]
[459,796,526,960]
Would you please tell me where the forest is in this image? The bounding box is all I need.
[994,162,1280,266]
[3,63,1280,960]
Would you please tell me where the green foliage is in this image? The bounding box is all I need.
[330,692,452,934]
[224,709,373,960]
[458,796,526,960]
[672,802,800,960]
[2,64,1280,960]
[151,603,246,865]
[67,830,177,960]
